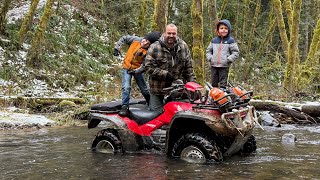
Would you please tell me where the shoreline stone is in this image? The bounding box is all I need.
[0,112,56,130]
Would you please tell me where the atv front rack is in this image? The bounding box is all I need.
[221,106,258,136]
[192,102,250,112]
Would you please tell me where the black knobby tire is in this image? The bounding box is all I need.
[240,135,257,154]
[171,133,223,163]
[91,129,123,154]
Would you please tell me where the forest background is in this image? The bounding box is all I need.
[0,0,319,108]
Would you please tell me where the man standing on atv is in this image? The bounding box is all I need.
[145,24,196,112]
[114,31,161,116]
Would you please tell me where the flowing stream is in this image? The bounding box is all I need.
[1,125,319,179]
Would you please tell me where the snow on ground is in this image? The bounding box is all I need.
[0,112,55,126]
[6,0,47,24]
[0,45,5,62]
[0,106,56,130]
[0,112,56,130]
[1,0,107,99]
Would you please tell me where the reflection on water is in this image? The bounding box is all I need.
[0,125,319,179]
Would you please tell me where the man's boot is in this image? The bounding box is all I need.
[145,94,150,106]
[119,105,129,117]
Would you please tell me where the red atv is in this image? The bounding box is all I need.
[88,81,258,163]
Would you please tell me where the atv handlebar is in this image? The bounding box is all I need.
[163,80,185,92]
[238,91,253,99]
[163,86,174,91]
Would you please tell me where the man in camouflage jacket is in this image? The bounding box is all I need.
[145,24,196,112]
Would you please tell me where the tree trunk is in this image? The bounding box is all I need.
[257,16,276,57]
[246,0,260,55]
[27,0,54,68]
[297,18,320,92]
[208,0,218,34]
[0,0,11,35]
[241,0,250,40]
[152,0,169,32]
[284,0,302,92]
[218,0,228,19]
[283,0,293,32]
[191,0,205,85]
[272,0,289,59]
[138,0,147,36]
[305,18,320,67]
[18,0,40,45]
[56,0,61,14]
[243,0,261,79]
[250,100,319,123]
[301,104,320,117]
[234,0,240,39]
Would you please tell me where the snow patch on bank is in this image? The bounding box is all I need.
[6,0,47,24]
[0,111,56,130]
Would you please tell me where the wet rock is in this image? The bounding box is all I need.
[281,133,297,144]
[258,111,281,127]
[0,112,56,130]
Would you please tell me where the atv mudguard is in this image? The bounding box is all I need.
[165,106,257,157]
[88,113,140,152]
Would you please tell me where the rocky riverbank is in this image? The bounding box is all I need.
[0,107,56,130]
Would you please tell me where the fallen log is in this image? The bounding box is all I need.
[301,104,320,117]
[0,97,86,113]
[250,100,319,124]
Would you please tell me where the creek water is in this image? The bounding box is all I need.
[0,124,319,179]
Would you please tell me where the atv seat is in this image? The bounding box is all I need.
[128,104,163,125]
[90,98,146,112]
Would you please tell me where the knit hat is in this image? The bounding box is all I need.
[144,31,161,44]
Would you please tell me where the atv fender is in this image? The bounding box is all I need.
[88,113,126,129]
[165,107,256,156]
[88,113,140,152]
[165,111,213,155]
[223,127,253,157]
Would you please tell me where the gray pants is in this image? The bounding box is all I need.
[149,93,165,113]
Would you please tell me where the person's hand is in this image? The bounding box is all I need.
[172,79,183,85]
[127,70,135,75]
[134,66,144,75]
[166,72,174,81]
[113,48,120,56]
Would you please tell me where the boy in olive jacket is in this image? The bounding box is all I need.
[206,19,239,89]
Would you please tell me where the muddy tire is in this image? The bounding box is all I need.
[91,129,123,154]
[171,133,223,163]
[240,135,257,154]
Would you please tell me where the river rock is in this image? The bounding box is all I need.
[0,112,56,130]
[258,111,281,127]
[281,133,297,144]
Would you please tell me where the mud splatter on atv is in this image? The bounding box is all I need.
[88,82,259,163]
